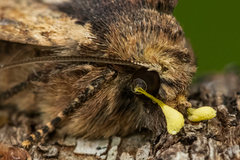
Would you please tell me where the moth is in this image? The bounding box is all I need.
[0,0,198,149]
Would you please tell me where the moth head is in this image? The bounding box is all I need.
[129,43,196,101]
[99,10,197,101]
[115,37,197,102]
[141,46,197,101]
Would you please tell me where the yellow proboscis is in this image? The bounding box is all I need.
[134,87,184,135]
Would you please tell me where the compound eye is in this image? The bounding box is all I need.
[132,68,160,96]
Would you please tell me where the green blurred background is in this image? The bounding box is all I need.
[173,0,240,77]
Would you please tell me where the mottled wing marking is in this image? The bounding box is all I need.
[0,0,88,46]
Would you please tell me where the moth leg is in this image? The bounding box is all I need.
[176,93,192,115]
[0,72,41,102]
[179,100,192,108]
[22,68,115,149]
[0,81,28,102]
[176,93,191,107]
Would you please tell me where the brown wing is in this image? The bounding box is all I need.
[0,0,179,46]
[0,0,89,46]
[0,0,88,112]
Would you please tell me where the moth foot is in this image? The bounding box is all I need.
[21,140,31,150]
[179,101,192,108]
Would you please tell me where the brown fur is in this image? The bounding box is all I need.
[1,0,196,144]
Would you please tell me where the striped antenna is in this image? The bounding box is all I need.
[0,55,149,70]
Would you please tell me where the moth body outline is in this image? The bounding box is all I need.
[0,0,197,148]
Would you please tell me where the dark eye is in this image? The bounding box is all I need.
[132,68,160,96]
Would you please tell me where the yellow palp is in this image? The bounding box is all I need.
[187,107,216,122]
[134,87,184,135]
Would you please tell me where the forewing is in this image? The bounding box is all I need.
[0,0,88,46]
[0,0,179,47]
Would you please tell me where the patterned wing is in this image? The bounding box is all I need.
[0,0,89,46]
